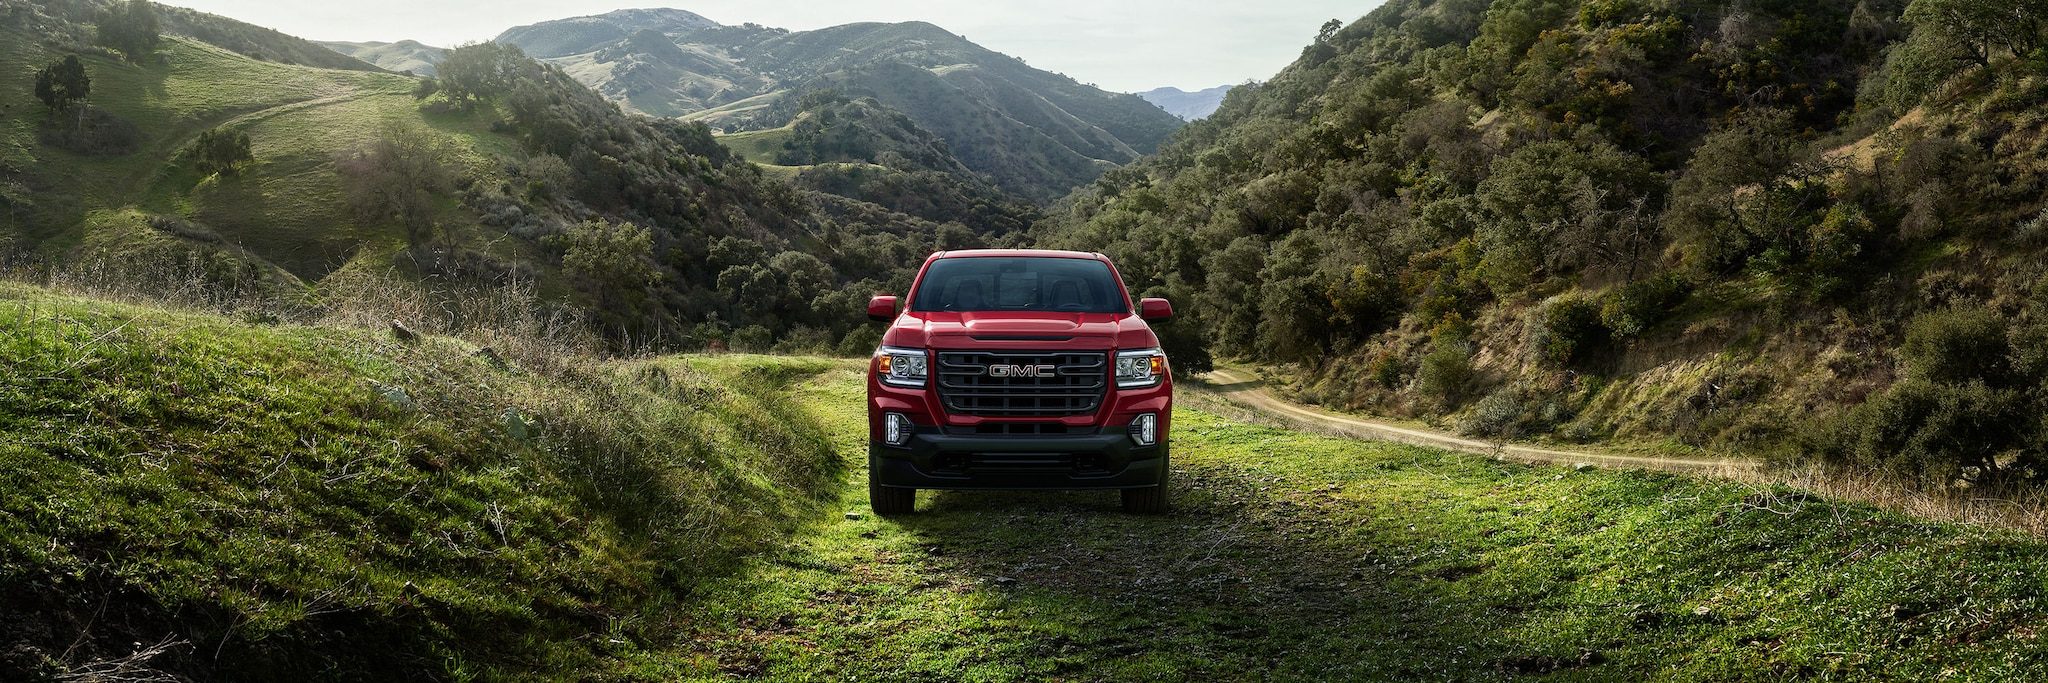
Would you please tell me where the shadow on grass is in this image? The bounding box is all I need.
[888,463,1545,681]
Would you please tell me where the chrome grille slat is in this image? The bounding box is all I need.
[935,350,1108,417]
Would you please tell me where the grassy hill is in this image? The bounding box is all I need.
[2,3,1004,355]
[317,39,444,76]
[0,25,502,278]
[1039,0,2048,490]
[0,283,844,680]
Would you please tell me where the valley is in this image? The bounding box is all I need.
[8,0,2048,679]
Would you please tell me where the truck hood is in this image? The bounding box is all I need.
[882,311,1159,350]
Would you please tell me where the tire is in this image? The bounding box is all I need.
[870,479,916,515]
[1121,453,1170,514]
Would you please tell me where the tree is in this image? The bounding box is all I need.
[96,0,160,62]
[33,56,90,115]
[191,128,253,176]
[1904,0,2048,67]
[436,42,527,106]
[558,219,659,311]
[336,122,453,247]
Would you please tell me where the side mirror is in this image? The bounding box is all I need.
[1139,297,1174,322]
[867,295,899,322]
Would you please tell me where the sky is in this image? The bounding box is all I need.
[160,0,1383,92]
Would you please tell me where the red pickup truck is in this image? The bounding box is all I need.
[864,249,1175,514]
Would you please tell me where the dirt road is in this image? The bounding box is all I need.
[1202,367,1758,476]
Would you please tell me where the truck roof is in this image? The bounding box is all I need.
[928,249,1104,261]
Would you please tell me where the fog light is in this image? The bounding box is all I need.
[1130,413,1157,446]
[885,413,915,447]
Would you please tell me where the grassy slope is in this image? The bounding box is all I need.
[714,123,795,165]
[1,30,511,280]
[667,367,2048,681]
[0,285,845,680]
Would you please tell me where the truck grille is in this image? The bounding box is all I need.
[935,350,1108,417]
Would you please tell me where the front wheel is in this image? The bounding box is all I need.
[1121,455,1170,513]
[870,478,916,515]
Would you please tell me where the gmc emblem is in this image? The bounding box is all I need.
[988,364,1057,378]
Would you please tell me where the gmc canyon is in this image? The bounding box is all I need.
[864,249,1175,514]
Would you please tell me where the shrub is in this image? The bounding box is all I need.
[1599,275,1688,339]
[1899,306,2011,384]
[1833,379,2033,484]
[1417,316,1476,410]
[1532,294,1607,366]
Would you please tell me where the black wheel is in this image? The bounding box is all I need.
[870,479,916,515]
[1121,455,1170,513]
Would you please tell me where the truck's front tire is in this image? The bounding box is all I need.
[870,479,916,515]
[1120,452,1170,513]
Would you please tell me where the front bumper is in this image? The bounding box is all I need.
[870,427,1167,490]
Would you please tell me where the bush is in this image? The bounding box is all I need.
[1599,275,1688,339]
[1899,306,2011,384]
[1417,317,1477,410]
[1831,379,2034,484]
[1531,295,1606,366]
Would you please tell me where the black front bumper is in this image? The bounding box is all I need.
[870,428,1167,490]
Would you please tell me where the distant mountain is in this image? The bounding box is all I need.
[1138,85,1233,120]
[493,10,1182,203]
[496,8,721,58]
[319,39,445,75]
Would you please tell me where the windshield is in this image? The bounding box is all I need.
[911,257,1128,313]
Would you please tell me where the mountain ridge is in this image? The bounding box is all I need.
[1138,85,1233,120]
[487,9,1182,202]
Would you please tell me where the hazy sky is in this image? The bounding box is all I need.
[161,0,1383,92]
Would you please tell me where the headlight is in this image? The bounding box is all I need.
[1116,348,1166,388]
[877,346,927,388]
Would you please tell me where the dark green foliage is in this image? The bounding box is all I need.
[1825,307,2048,484]
[1028,0,2048,475]
[1899,306,2011,384]
[94,0,157,62]
[1417,316,1478,409]
[31,55,88,113]
[1532,295,1607,367]
[554,219,658,313]
[1830,379,2034,483]
[410,76,438,100]
[1598,274,1688,339]
[335,122,451,247]
[189,127,251,176]
[1903,0,2048,66]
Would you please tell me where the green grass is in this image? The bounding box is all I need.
[662,364,2048,681]
[715,124,795,165]
[9,286,2048,680]
[0,286,845,680]
[2,29,527,282]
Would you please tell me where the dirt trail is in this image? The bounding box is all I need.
[1202,367,1759,475]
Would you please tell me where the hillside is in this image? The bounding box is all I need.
[1138,85,1233,120]
[0,283,844,680]
[1039,0,2048,488]
[21,284,2048,680]
[493,10,1184,202]
[318,39,444,75]
[1,1,992,355]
